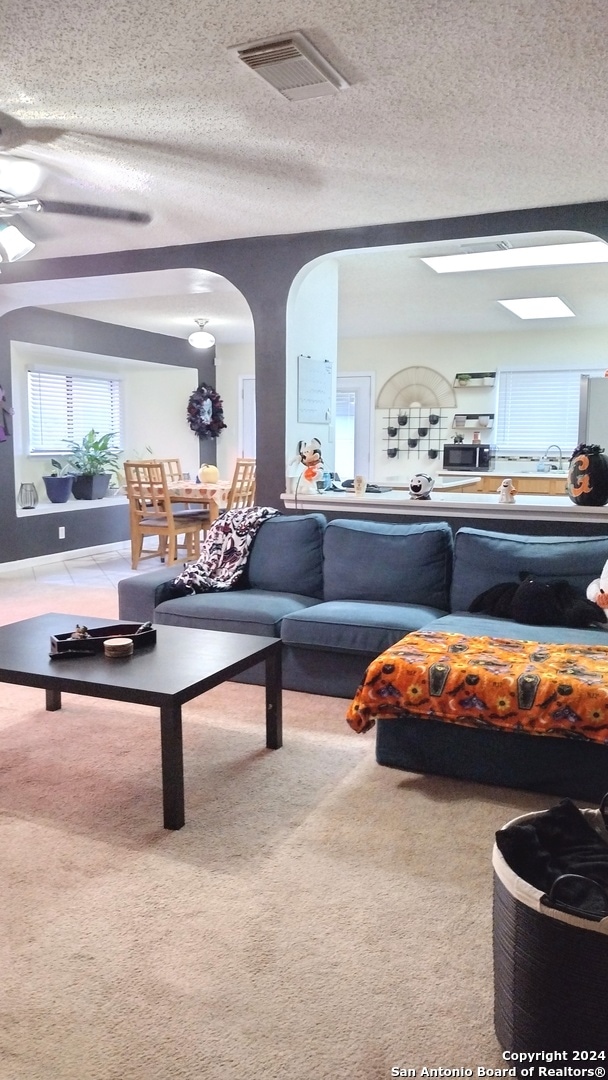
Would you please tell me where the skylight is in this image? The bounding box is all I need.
[421,241,608,273]
[497,297,575,320]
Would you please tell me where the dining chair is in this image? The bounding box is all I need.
[123,460,209,569]
[157,457,184,482]
[156,456,201,509]
[226,458,256,510]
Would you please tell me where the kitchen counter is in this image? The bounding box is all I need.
[281,488,608,524]
[437,469,569,479]
[436,469,569,496]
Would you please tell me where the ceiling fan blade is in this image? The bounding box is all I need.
[0,111,65,151]
[37,199,151,223]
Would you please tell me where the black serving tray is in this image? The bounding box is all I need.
[50,622,156,656]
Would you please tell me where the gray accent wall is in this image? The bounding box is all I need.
[0,307,215,563]
[1,201,607,563]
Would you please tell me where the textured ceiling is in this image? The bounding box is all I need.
[1,0,608,340]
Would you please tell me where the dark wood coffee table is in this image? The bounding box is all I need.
[0,613,282,830]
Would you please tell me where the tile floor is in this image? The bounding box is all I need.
[0,542,160,591]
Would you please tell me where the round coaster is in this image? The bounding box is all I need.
[104,636,134,658]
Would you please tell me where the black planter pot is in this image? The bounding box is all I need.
[71,473,111,500]
[42,475,75,504]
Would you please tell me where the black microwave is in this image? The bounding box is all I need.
[442,444,494,471]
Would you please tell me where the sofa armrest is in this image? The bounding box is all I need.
[118,566,181,624]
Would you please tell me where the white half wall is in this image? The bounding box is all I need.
[286,259,339,486]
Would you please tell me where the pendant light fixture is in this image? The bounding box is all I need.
[188,318,215,349]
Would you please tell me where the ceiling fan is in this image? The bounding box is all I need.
[0,189,151,223]
[0,111,152,258]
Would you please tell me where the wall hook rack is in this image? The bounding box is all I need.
[383,406,449,457]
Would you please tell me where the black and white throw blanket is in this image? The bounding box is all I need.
[156,505,279,602]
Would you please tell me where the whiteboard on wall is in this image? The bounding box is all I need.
[297,355,332,424]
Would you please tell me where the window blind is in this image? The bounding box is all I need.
[495,369,603,455]
[28,370,122,455]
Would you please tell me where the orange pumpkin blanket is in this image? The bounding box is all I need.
[346,629,608,744]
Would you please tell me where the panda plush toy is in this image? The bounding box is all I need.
[587,557,608,620]
[408,473,435,500]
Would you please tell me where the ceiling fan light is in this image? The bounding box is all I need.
[0,158,44,197]
[0,222,35,261]
[188,318,215,349]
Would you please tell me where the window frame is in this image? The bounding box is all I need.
[494,366,605,456]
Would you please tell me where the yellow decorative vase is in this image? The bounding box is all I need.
[198,464,219,483]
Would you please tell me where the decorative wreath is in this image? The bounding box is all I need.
[186,382,227,440]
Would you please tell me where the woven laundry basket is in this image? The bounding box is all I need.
[493,805,608,1054]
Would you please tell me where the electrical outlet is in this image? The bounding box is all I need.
[58,526,65,539]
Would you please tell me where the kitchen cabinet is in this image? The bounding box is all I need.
[476,475,568,496]
[439,480,483,492]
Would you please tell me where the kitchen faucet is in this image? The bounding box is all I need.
[544,444,563,470]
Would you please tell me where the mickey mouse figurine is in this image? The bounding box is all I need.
[296,438,324,495]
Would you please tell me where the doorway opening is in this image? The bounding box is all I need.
[239,374,372,482]
[334,375,373,480]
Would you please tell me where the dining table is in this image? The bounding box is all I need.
[166,479,232,523]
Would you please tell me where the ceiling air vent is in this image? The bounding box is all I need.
[460,241,513,254]
[232,32,349,100]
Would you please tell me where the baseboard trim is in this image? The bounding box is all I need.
[0,541,131,575]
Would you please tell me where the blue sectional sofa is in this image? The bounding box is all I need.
[118,514,454,698]
[117,513,608,801]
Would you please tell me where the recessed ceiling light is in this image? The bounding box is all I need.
[497,297,575,320]
[421,240,608,273]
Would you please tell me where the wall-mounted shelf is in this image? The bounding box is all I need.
[452,413,494,429]
[453,371,496,388]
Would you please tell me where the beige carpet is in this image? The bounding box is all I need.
[0,578,554,1079]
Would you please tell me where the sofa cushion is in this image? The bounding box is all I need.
[244,513,326,598]
[281,599,447,655]
[118,564,187,624]
[451,527,608,613]
[155,590,320,637]
[322,519,453,609]
[429,611,608,647]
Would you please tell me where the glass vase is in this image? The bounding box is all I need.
[18,482,39,510]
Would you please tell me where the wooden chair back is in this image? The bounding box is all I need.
[125,460,168,517]
[226,458,256,510]
[157,458,183,482]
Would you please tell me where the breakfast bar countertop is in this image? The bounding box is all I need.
[389,476,482,491]
[281,488,608,524]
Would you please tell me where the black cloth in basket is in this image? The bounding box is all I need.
[495,796,608,917]
[493,796,608,1054]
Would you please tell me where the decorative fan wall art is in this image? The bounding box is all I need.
[376,366,456,408]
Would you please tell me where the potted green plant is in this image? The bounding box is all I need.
[63,429,122,500]
[42,459,75,504]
